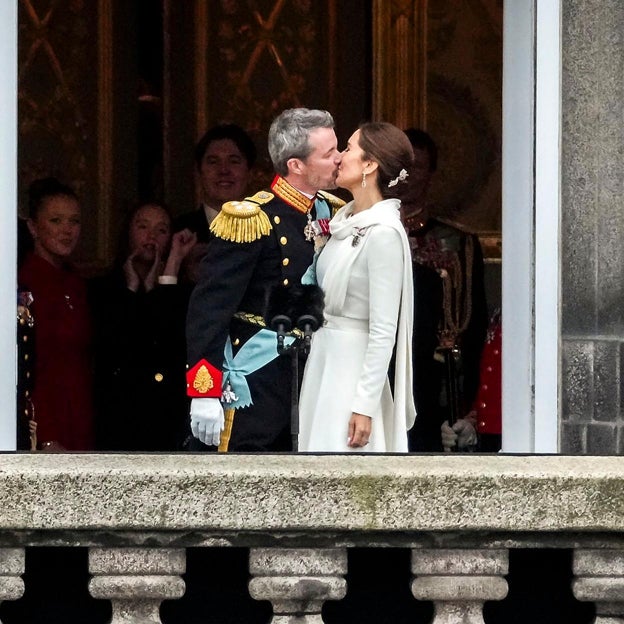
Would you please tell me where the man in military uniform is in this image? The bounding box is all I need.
[402,128,489,452]
[186,108,343,452]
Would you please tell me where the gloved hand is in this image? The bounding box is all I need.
[441,418,478,452]
[190,398,224,447]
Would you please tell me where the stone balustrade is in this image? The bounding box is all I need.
[0,454,623,622]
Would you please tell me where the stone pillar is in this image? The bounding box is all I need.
[560,0,624,454]
[411,549,508,624]
[88,548,185,624]
[249,548,347,623]
[0,548,25,618]
[573,549,624,622]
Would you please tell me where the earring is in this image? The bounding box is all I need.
[361,171,367,188]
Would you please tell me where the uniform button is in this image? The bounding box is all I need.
[486,366,492,372]
[26,372,30,379]
[233,338,240,346]
[482,384,488,391]
[25,390,29,397]
[280,236,288,245]
[23,335,28,342]
[24,354,29,361]
[480,402,487,409]
[154,373,164,382]
[479,421,486,428]
[283,278,289,286]
[274,216,281,224]
[282,257,290,266]
[185,364,189,369]
[493,349,500,355]
[19,318,25,326]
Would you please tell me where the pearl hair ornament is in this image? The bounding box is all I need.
[387,168,409,188]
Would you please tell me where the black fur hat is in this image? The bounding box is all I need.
[264,283,325,331]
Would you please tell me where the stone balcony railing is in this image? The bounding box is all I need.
[0,453,623,623]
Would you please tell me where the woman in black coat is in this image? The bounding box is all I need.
[90,202,197,451]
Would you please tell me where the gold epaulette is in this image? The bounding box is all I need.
[317,190,346,216]
[246,190,275,205]
[210,199,272,243]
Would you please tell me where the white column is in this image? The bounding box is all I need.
[502,0,561,453]
[533,0,562,453]
[0,1,18,451]
[502,0,536,452]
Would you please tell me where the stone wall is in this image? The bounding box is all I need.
[0,454,623,622]
[561,0,624,454]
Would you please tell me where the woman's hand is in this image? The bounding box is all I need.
[347,412,372,448]
[123,251,141,292]
[143,247,162,292]
[162,229,197,278]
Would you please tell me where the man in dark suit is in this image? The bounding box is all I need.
[174,123,256,242]
[186,108,343,452]
[402,128,489,452]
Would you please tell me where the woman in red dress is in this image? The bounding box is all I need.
[18,177,94,450]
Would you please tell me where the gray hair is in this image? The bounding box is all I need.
[268,108,335,176]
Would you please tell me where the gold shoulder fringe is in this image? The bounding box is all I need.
[210,200,272,243]
[317,190,346,216]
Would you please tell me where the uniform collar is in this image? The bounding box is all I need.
[270,175,315,214]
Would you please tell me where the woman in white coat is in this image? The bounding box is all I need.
[299,122,416,452]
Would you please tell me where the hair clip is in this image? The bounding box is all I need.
[388,169,409,188]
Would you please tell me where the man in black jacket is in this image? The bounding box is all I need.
[402,129,489,452]
[186,108,343,452]
[174,123,256,242]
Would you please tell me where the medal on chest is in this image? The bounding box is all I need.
[304,213,315,241]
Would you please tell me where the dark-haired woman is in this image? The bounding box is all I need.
[18,177,94,450]
[298,122,416,452]
[91,202,197,451]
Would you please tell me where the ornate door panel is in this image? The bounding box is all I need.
[18,0,120,269]
[373,0,502,240]
[166,0,370,212]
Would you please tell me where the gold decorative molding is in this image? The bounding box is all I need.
[372,0,427,128]
[97,0,114,264]
[194,0,208,139]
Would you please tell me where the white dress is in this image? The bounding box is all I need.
[298,198,416,452]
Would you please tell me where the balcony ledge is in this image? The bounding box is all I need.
[0,454,623,541]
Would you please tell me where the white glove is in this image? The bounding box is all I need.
[190,398,224,447]
[441,418,478,451]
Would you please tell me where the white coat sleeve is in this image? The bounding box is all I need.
[351,225,405,416]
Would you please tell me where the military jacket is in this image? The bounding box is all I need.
[186,176,339,398]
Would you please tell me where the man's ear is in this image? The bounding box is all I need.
[286,157,305,176]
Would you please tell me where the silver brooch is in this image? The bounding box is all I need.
[352,226,368,247]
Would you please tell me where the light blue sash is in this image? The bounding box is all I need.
[223,329,294,409]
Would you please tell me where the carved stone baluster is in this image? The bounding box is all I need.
[411,548,509,624]
[88,548,185,624]
[0,548,25,619]
[573,549,624,623]
[249,548,347,623]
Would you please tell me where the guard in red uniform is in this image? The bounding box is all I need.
[441,309,502,451]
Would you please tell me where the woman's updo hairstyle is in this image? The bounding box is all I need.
[28,177,77,219]
[358,122,415,201]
